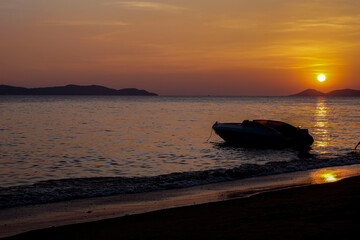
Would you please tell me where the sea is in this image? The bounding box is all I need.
[1,95,360,208]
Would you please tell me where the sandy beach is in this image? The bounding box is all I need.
[3,174,360,240]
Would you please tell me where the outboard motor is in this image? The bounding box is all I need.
[297,129,314,147]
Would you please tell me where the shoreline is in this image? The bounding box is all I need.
[3,174,360,239]
[2,164,360,239]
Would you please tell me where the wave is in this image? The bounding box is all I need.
[1,151,359,208]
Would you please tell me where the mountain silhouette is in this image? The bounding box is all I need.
[289,88,360,97]
[0,84,158,96]
[289,89,325,97]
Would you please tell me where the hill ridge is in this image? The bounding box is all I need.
[0,84,158,96]
[290,88,360,97]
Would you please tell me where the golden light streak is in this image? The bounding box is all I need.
[311,169,340,183]
[314,99,330,149]
[311,167,360,184]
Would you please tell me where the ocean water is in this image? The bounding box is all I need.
[1,96,360,207]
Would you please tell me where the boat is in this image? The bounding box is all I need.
[212,120,314,149]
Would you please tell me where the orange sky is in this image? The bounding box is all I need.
[1,0,360,95]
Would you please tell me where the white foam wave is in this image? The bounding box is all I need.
[1,152,359,208]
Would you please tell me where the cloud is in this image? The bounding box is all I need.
[107,1,186,12]
[279,16,360,32]
[39,20,129,27]
[211,18,259,30]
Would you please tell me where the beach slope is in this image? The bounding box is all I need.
[4,176,360,240]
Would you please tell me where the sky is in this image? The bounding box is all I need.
[1,0,360,96]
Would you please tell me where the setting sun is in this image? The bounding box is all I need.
[317,74,326,82]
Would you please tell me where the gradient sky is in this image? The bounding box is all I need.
[1,0,360,95]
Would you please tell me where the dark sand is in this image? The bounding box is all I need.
[3,176,360,240]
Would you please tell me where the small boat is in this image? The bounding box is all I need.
[212,120,314,149]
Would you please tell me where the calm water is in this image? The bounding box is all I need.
[1,96,360,207]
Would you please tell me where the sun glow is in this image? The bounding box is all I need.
[311,169,341,184]
[317,74,326,82]
[312,169,341,183]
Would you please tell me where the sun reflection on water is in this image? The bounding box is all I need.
[313,98,330,149]
[311,169,350,184]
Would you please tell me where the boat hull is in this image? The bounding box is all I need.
[212,121,313,149]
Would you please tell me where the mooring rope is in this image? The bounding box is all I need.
[206,128,214,142]
[355,141,360,150]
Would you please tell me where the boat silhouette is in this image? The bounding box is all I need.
[212,120,314,149]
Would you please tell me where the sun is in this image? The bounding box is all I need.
[317,74,326,82]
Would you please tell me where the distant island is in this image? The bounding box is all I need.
[289,89,360,97]
[0,84,158,96]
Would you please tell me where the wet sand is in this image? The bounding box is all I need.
[3,175,360,240]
